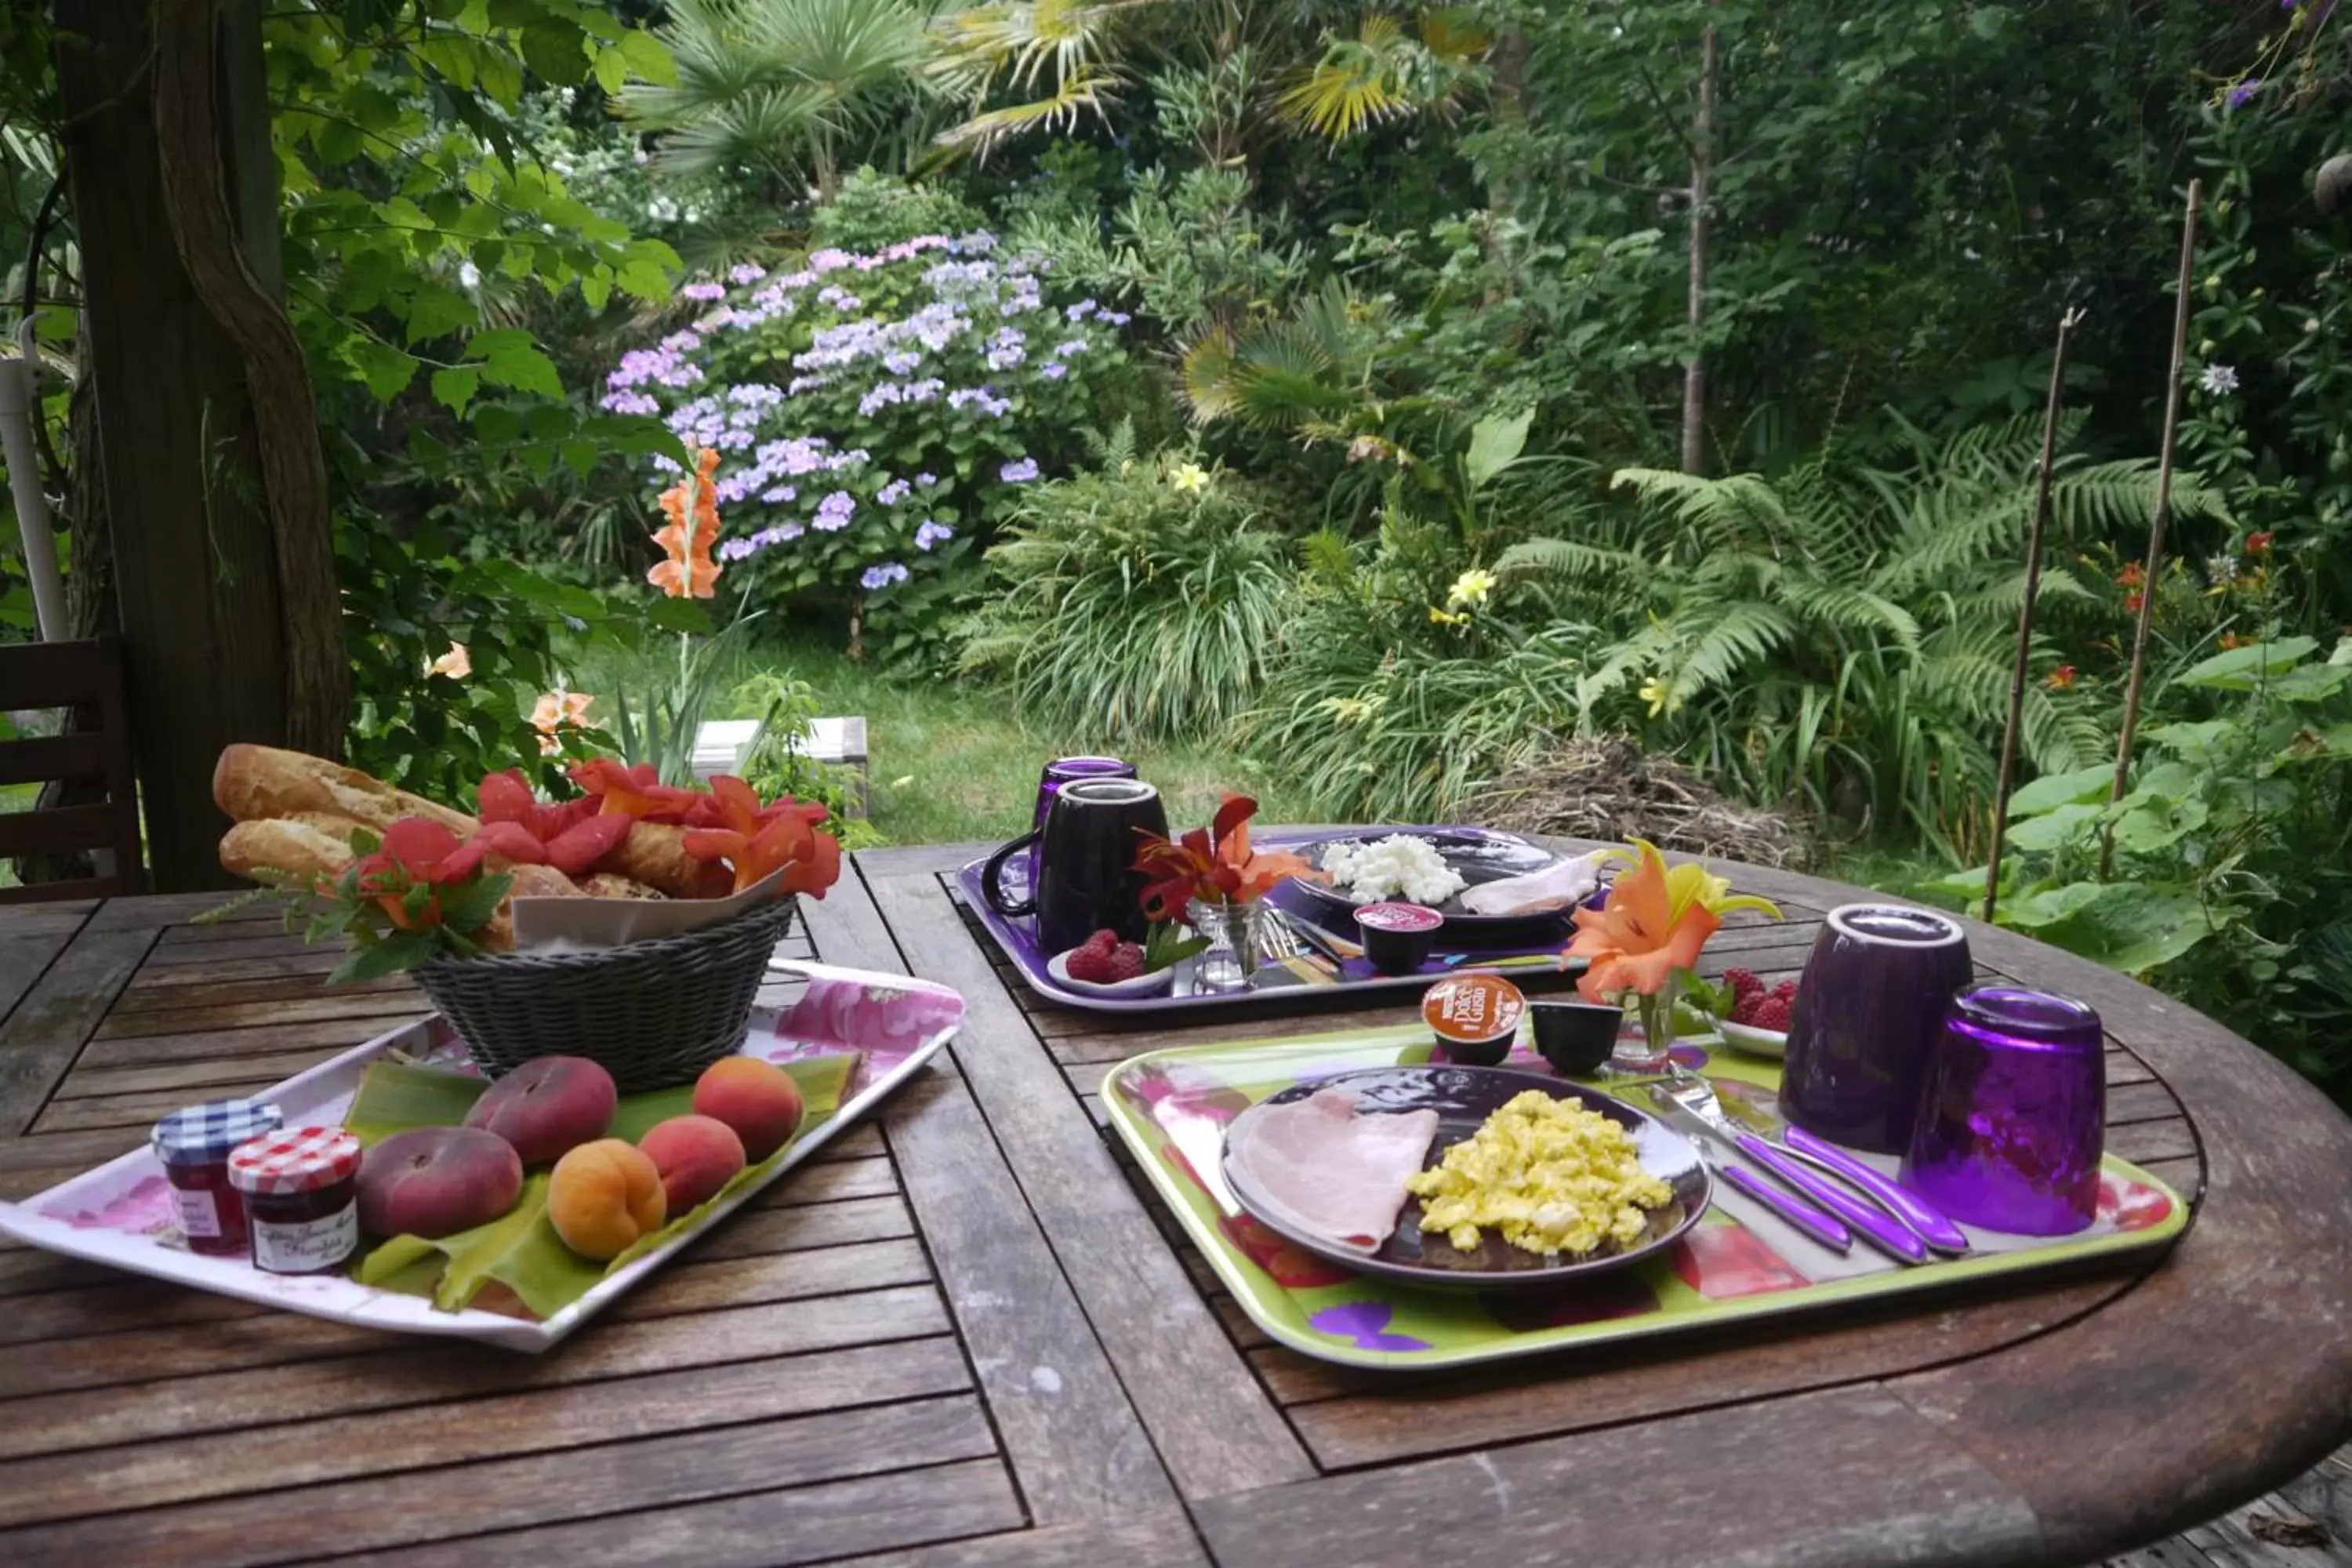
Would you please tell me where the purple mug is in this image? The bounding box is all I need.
[1901,985,2105,1236]
[1781,904,1973,1154]
[1025,757,1135,892]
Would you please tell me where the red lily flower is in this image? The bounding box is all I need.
[352,818,498,931]
[681,775,843,895]
[2247,531,2274,554]
[470,768,633,876]
[1133,794,1321,922]
[570,758,701,823]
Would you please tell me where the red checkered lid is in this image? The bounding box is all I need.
[227,1126,363,1196]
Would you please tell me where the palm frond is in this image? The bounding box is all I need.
[929,62,1122,158]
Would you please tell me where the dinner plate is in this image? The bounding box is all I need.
[1220,1065,1711,1290]
[1290,827,1575,939]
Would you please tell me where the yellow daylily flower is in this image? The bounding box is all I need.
[1446,568,1497,610]
[1169,462,1210,492]
[1639,676,1676,717]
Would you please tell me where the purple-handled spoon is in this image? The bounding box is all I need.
[1782,1125,1972,1255]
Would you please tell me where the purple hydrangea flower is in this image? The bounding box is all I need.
[815,490,857,531]
[916,472,938,487]
[877,477,912,506]
[1065,299,1098,321]
[1040,362,1067,379]
[914,519,954,551]
[760,485,797,504]
[728,263,767,285]
[680,281,726,302]
[1100,310,1131,327]
[1000,457,1040,483]
[859,561,911,591]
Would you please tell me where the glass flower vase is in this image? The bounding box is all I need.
[1187,898,1269,993]
[1609,988,1677,1076]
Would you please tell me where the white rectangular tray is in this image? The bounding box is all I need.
[0,960,960,1352]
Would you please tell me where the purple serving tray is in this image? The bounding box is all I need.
[954,825,1588,1015]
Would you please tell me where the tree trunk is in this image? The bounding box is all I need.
[54,0,345,891]
[1679,17,1719,476]
[1482,27,1527,304]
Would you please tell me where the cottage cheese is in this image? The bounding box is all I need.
[1319,835,1468,907]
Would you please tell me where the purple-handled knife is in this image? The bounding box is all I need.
[1782,1125,1971,1254]
[1646,1091,1851,1253]
[1653,1070,1929,1265]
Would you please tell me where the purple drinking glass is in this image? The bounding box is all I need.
[1780,904,1973,1155]
[1027,757,1135,892]
[1900,985,2105,1236]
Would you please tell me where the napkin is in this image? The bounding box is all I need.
[1457,849,1608,917]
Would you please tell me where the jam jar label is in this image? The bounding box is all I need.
[172,1185,222,1240]
[251,1203,358,1273]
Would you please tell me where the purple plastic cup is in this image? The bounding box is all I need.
[1781,904,1973,1154]
[1028,757,1134,891]
[1900,985,2105,1236]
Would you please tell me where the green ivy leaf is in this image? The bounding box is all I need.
[467,328,565,397]
[351,340,419,402]
[430,366,482,418]
[403,284,478,345]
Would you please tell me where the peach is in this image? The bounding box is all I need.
[463,1055,617,1167]
[692,1056,805,1161]
[637,1115,747,1213]
[357,1126,524,1240]
[546,1138,666,1261]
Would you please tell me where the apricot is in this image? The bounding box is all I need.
[638,1115,747,1213]
[546,1138,666,1261]
[463,1055,617,1167]
[357,1126,523,1240]
[692,1055,805,1161]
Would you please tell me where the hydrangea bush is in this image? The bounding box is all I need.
[602,232,1132,656]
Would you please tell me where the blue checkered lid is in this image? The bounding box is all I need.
[151,1100,285,1167]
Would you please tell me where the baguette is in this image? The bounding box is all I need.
[213,744,476,837]
[218,818,358,885]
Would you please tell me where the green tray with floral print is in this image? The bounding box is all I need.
[1104,1023,2190,1370]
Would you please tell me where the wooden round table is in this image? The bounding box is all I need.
[0,840,2347,1567]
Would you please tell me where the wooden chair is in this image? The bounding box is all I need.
[0,634,143,902]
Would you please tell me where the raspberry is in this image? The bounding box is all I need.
[1772,979,1797,1001]
[1105,942,1146,981]
[1083,928,1119,953]
[1748,996,1794,1032]
[1726,967,1764,999]
[1065,944,1118,983]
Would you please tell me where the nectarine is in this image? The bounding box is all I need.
[692,1056,804,1161]
[547,1138,666,1261]
[357,1126,523,1239]
[638,1115,746,1213]
[464,1055,617,1167]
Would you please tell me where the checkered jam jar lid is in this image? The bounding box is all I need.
[227,1126,363,1196]
[151,1100,285,1168]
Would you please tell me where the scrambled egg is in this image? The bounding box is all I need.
[1405,1091,1673,1258]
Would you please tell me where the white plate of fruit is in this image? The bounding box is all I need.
[1714,967,1795,1057]
[1048,928,1176,998]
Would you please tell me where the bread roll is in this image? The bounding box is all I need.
[213,744,476,837]
[599,822,733,900]
[580,873,664,900]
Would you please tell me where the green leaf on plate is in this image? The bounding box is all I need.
[343,1061,490,1145]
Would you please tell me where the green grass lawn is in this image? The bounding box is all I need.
[698,637,1321,848]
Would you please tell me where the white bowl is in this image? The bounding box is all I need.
[1047,949,1175,999]
[1717,1020,1789,1058]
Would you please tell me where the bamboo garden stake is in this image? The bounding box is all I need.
[2101,180,2203,880]
[1985,305,2088,924]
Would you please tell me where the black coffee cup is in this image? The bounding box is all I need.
[1530,1000,1624,1077]
[982,777,1169,956]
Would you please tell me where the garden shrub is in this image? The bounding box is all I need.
[956,441,1294,744]
[601,230,1137,663]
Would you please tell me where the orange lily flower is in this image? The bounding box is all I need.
[681,775,842,896]
[1134,794,1323,921]
[650,447,724,599]
[1565,840,1780,1003]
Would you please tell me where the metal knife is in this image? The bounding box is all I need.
[1777,1126,1970,1256]
[1648,1095,1853,1254]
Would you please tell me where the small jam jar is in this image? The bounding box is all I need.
[227,1127,365,1275]
[151,1100,284,1258]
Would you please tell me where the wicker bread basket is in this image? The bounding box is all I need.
[412,898,796,1093]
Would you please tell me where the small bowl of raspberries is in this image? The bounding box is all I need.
[1716,967,1795,1057]
[1047,929,1175,998]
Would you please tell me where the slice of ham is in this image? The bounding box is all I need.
[1457,849,1609,917]
[1223,1087,1440,1256]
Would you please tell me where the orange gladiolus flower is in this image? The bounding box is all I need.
[530,691,595,757]
[2247,531,2274,554]
[1564,840,1780,1003]
[651,447,724,599]
[1134,794,1323,920]
[2118,561,2147,590]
